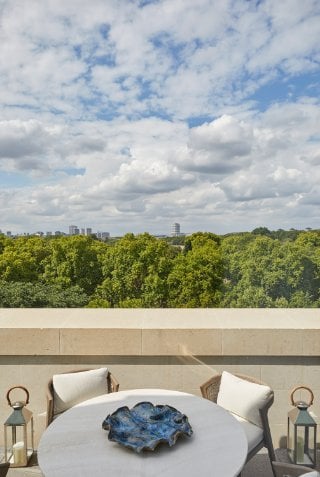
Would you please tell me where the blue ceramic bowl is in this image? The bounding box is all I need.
[102,401,193,453]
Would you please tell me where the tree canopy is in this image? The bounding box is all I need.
[0,229,318,308]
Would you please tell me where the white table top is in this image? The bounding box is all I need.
[38,389,247,477]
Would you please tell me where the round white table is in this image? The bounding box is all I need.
[38,389,247,477]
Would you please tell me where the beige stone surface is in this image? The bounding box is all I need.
[0,307,319,330]
[0,329,59,355]
[302,330,320,355]
[59,328,141,355]
[222,329,305,356]
[142,329,222,355]
[261,364,304,390]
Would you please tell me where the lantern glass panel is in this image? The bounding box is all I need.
[308,428,316,465]
[287,417,294,461]
[288,420,316,466]
[296,426,306,464]
[4,421,34,467]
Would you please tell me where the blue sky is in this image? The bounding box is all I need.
[0,0,319,236]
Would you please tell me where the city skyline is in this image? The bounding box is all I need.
[1,222,317,240]
[0,221,182,238]
[0,1,319,236]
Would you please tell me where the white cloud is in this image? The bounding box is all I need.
[112,158,195,196]
[0,120,62,175]
[0,0,319,235]
[184,115,253,174]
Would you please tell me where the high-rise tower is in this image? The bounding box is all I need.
[171,222,180,236]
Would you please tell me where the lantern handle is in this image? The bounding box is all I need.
[6,386,30,407]
[290,385,314,407]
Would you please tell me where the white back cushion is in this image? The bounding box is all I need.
[217,371,272,427]
[53,367,108,415]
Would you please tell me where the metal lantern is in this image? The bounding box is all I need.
[287,385,317,468]
[4,386,34,467]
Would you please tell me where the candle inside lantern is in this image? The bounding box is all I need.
[13,441,25,465]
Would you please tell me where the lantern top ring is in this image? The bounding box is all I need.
[6,386,30,407]
[290,385,314,408]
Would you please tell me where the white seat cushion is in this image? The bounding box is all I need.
[231,413,264,453]
[217,371,273,427]
[53,367,108,415]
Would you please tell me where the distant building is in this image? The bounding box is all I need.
[69,225,80,235]
[171,223,181,237]
[86,228,92,236]
[97,231,110,240]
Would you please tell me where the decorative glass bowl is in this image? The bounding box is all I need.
[102,401,193,453]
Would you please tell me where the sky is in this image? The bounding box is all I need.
[0,0,320,236]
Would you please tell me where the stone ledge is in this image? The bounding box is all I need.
[0,308,319,356]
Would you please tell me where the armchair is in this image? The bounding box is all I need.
[46,367,119,426]
[201,371,275,475]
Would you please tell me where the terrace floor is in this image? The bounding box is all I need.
[3,449,320,477]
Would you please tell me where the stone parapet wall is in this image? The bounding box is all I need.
[0,308,319,448]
